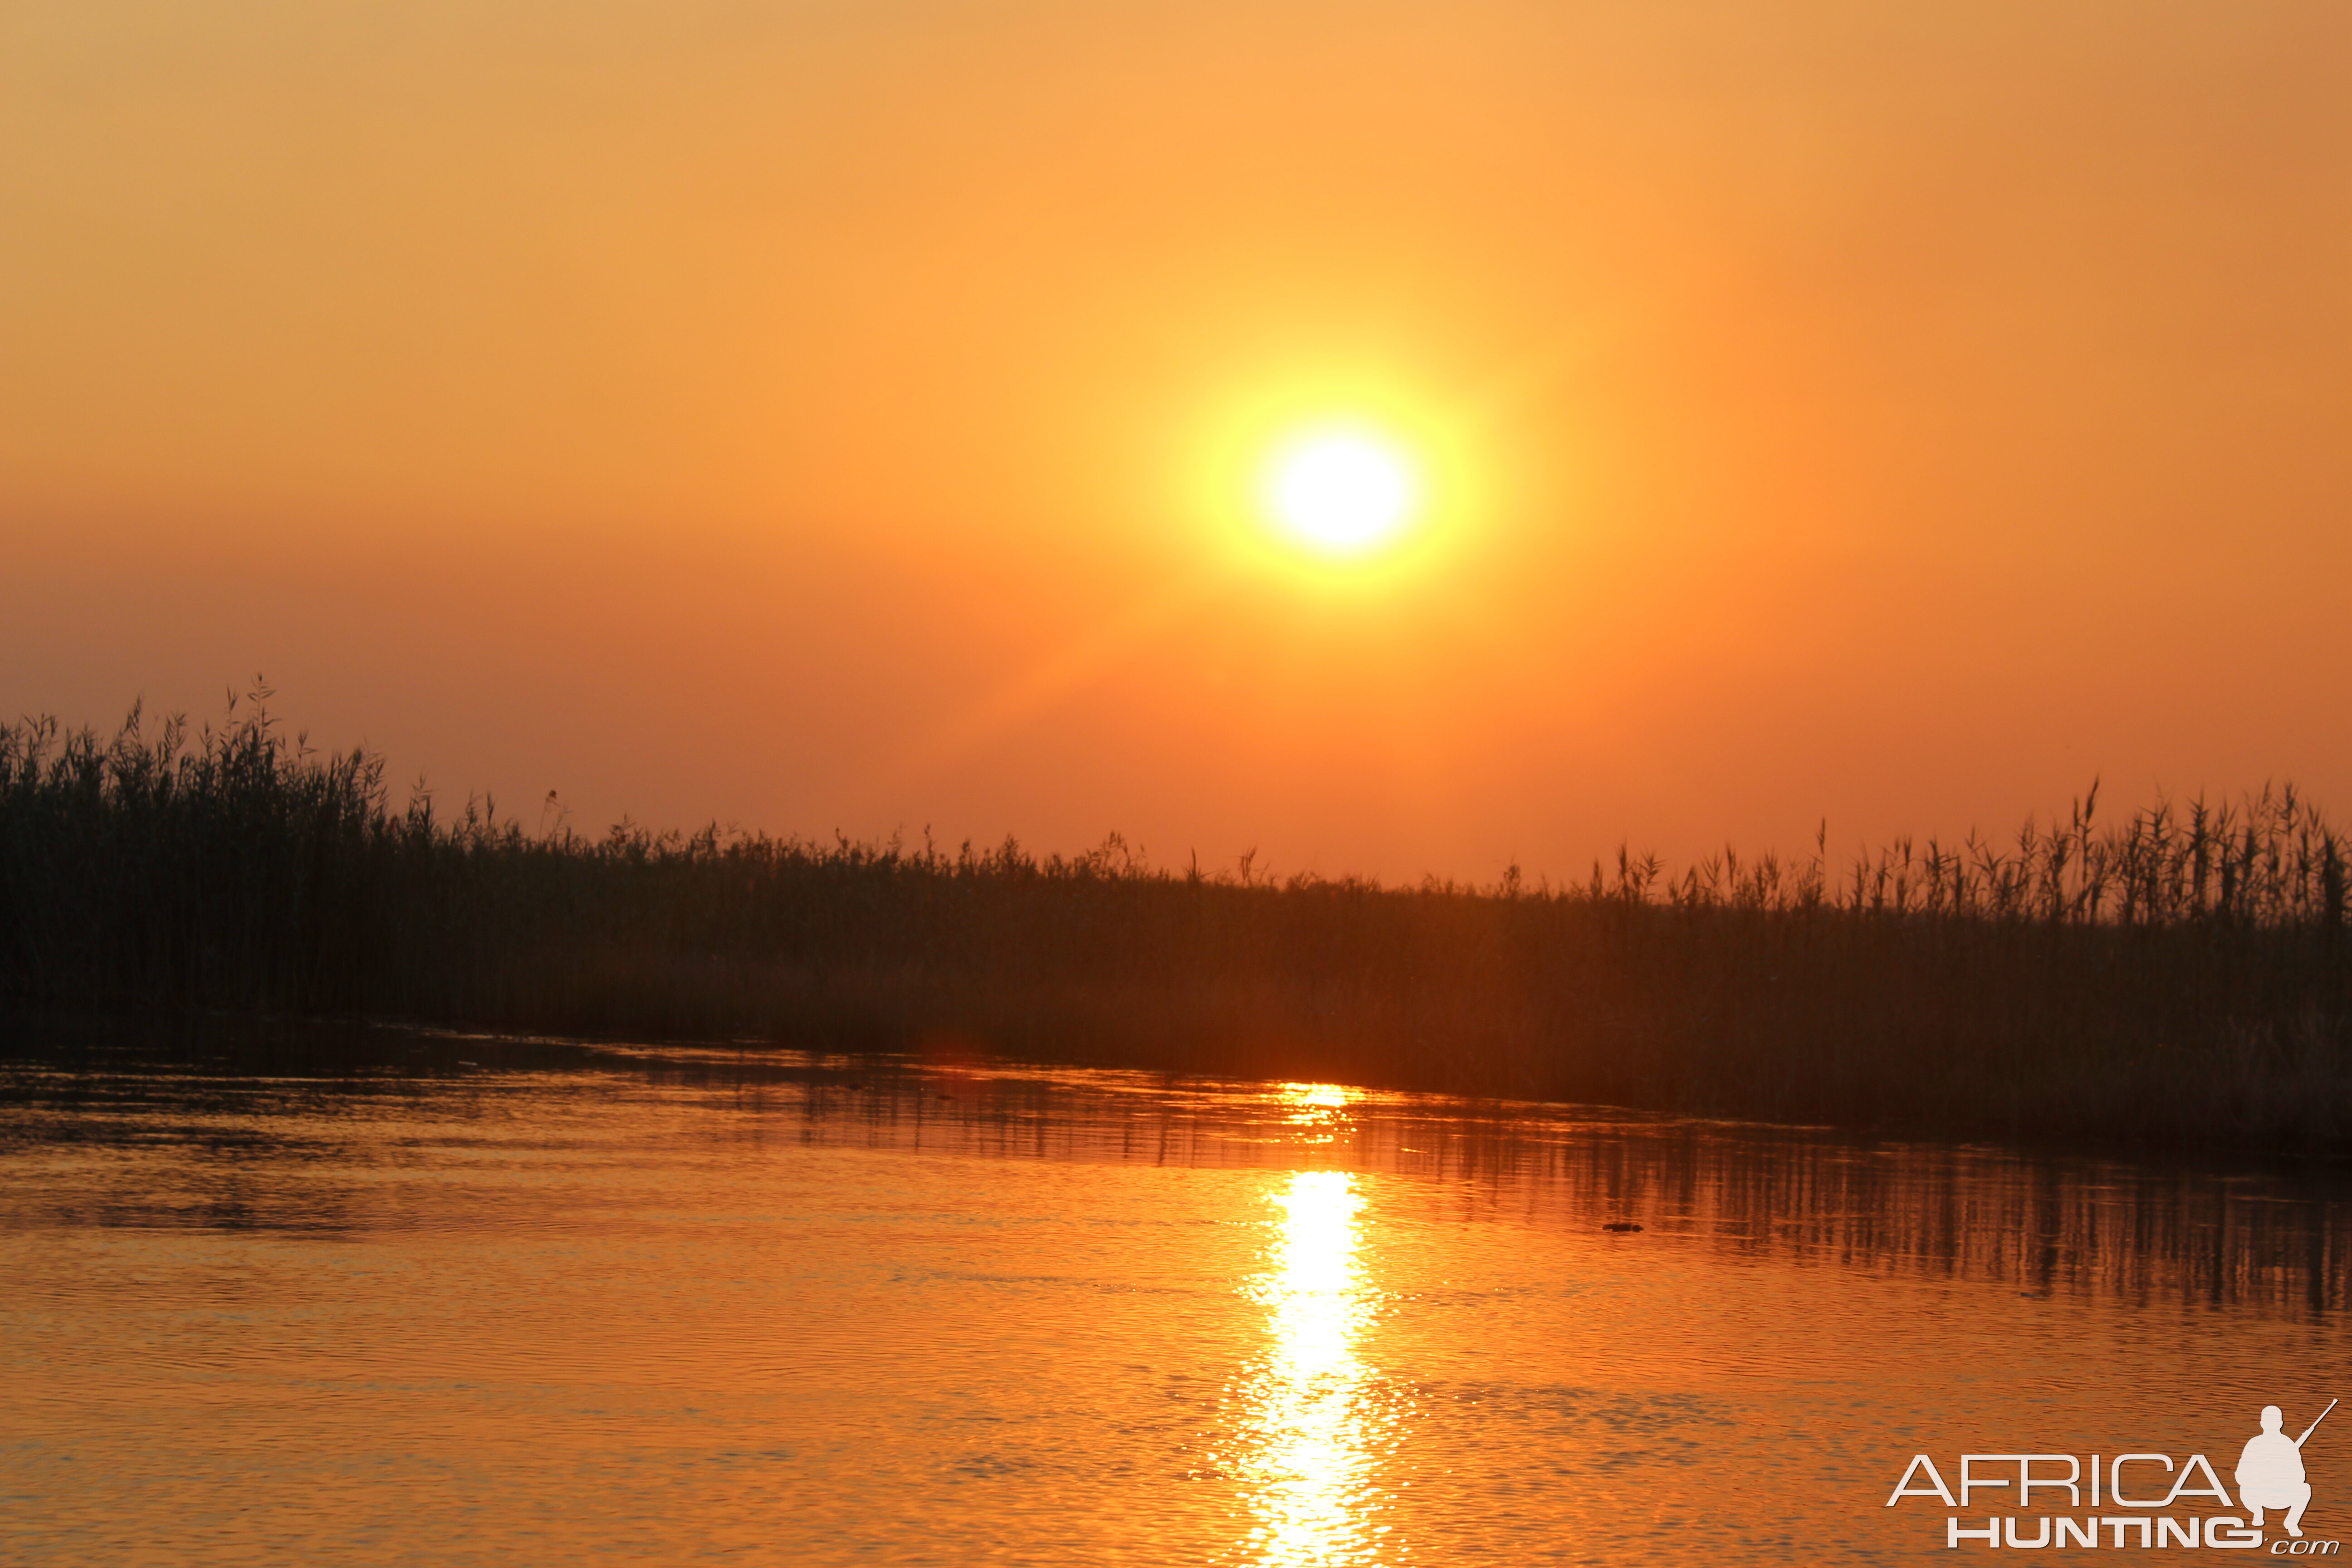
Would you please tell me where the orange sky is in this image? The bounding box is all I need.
[5,0,2348,882]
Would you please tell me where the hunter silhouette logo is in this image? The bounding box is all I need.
[2242,1401,2334,1539]
[1885,1398,2339,1553]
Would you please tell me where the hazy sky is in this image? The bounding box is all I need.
[5,0,2347,881]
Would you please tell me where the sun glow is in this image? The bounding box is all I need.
[1193,376,1477,587]
[1261,429,1421,558]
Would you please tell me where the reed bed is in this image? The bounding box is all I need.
[3,695,2347,1150]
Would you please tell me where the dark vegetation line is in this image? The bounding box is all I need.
[3,693,2347,1151]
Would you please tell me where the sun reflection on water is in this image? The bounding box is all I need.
[1219,1084,1404,1566]
[1276,1082,1355,1145]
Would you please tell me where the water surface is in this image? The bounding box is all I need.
[4,1019,2348,1563]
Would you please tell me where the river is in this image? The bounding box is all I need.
[4,1016,2347,1563]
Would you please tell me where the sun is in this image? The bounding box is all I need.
[1194,380,1470,582]
[1259,426,1422,559]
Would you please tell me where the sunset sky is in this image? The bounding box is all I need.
[5,0,2347,882]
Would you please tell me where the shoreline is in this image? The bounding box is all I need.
[5,703,2348,1156]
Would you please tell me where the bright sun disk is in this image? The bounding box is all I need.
[1262,429,1420,558]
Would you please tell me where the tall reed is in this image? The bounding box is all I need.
[3,694,2345,1149]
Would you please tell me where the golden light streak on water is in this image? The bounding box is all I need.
[1244,1171,1376,1565]
[1276,1082,1356,1145]
[1222,1085,1403,1568]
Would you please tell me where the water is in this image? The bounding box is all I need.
[4,1017,2349,1564]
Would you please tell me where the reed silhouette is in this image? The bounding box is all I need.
[3,691,2347,1149]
